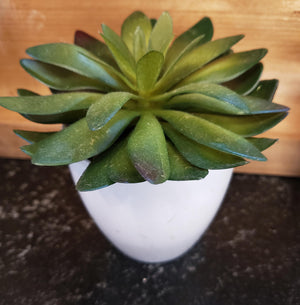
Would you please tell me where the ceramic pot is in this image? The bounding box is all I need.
[69,161,233,263]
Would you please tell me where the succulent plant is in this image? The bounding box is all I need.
[0,11,289,190]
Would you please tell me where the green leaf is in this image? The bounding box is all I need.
[167,141,208,180]
[128,113,170,183]
[148,11,174,55]
[154,35,244,93]
[136,51,164,94]
[199,112,288,137]
[21,59,111,91]
[86,92,133,131]
[247,137,277,151]
[249,79,279,102]
[163,123,248,169]
[162,35,205,76]
[179,49,267,85]
[74,30,118,69]
[132,26,147,62]
[156,110,266,161]
[165,83,249,114]
[23,110,139,165]
[0,92,102,114]
[101,24,136,82]
[107,137,144,183]
[242,96,289,114]
[222,63,263,95]
[121,11,152,53]
[14,130,56,144]
[26,43,128,90]
[76,154,115,191]
[165,17,213,69]
[17,88,39,96]
[21,110,87,125]
[150,18,157,27]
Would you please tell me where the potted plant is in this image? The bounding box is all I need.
[0,11,288,263]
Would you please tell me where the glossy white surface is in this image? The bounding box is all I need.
[69,161,233,263]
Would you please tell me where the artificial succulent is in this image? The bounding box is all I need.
[0,11,289,190]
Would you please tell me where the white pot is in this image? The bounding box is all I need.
[69,161,233,263]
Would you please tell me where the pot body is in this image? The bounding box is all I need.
[69,161,233,263]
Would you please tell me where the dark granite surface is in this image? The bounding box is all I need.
[0,158,299,305]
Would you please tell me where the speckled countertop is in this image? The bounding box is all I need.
[0,158,299,305]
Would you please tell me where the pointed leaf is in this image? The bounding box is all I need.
[121,11,152,53]
[247,137,277,151]
[199,112,288,137]
[133,26,147,62]
[74,30,118,69]
[26,43,128,90]
[180,49,267,85]
[249,79,279,102]
[156,110,266,161]
[167,142,208,180]
[163,35,205,76]
[242,96,289,114]
[148,12,174,55]
[107,137,144,183]
[136,51,164,93]
[163,123,248,169]
[21,59,111,91]
[165,17,213,69]
[86,92,133,131]
[128,113,170,183]
[223,63,263,95]
[165,83,249,114]
[101,24,136,82]
[154,35,244,93]
[14,130,56,144]
[23,110,139,165]
[0,92,102,114]
[76,154,114,191]
[17,89,39,96]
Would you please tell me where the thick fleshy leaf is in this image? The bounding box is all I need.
[128,113,170,183]
[0,92,102,114]
[17,89,39,96]
[249,79,279,102]
[21,110,87,124]
[101,24,136,82]
[162,35,205,76]
[86,92,133,131]
[74,30,118,69]
[14,130,56,144]
[136,51,164,94]
[154,35,244,93]
[21,59,111,91]
[22,110,139,165]
[148,12,173,55]
[199,112,288,137]
[107,137,144,183]
[121,11,152,53]
[247,137,277,151]
[133,26,147,62]
[165,17,213,70]
[163,123,248,169]
[156,110,266,161]
[26,43,128,90]
[222,63,263,95]
[242,96,289,114]
[76,154,114,191]
[165,83,249,114]
[167,142,208,180]
[179,49,267,85]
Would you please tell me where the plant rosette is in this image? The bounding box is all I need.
[0,11,289,263]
